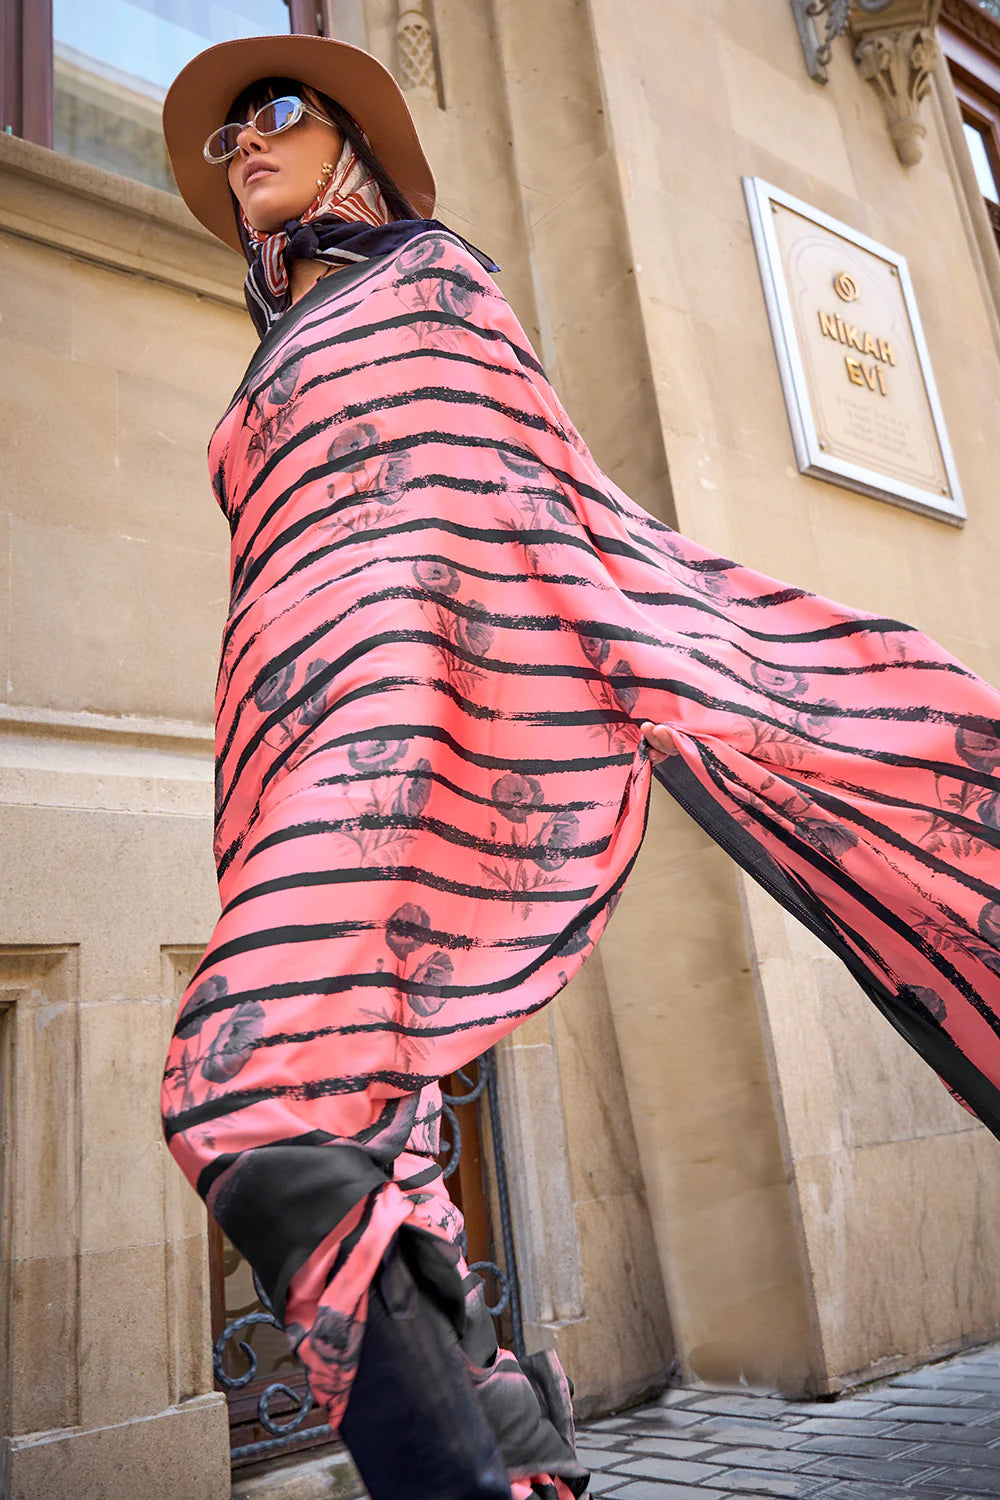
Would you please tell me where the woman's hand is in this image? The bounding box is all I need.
[641,721,672,766]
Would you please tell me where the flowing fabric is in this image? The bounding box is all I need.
[162,228,1000,1489]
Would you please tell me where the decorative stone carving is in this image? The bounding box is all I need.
[940,0,1000,50]
[791,0,941,165]
[396,1,440,97]
[854,24,939,163]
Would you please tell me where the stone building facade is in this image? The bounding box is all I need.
[3,1,1000,1496]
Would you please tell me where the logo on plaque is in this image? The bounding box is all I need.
[743,177,963,523]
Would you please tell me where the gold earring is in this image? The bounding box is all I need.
[316,161,334,190]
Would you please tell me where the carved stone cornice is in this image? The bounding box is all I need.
[940,0,1000,52]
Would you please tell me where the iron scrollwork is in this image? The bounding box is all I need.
[792,0,897,81]
[214,1046,524,1462]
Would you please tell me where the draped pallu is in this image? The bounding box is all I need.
[162,230,1000,1487]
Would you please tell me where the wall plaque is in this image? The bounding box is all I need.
[743,175,964,523]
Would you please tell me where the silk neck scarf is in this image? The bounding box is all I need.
[239,138,497,337]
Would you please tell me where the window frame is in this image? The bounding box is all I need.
[940,2,1000,252]
[0,0,324,154]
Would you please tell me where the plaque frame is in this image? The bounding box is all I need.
[743,175,965,524]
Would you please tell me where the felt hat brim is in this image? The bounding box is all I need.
[162,34,435,254]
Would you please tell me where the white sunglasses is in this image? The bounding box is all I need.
[203,95,332,164]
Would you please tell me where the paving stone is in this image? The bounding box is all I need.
[589,1417,648,1432]
[880,1406,983,1425]
[798,1454,944,1484]
[910,1472,1000,1495]
[791,1433,924,1458]
[878,1388,985,1408]
[904,1442,1000,1468]
[889,1424,1000,1444]
[575,1446,631,1471]
[618,1409,718,1430]
[710,1469,829,1497]
[601,1485,725,1500]
[605,1455,723,1484]
[580,1431,636,1448]
[682,1396,803,1420]
[586,1475,628,1496]
[623,1437,719,1459]
[684,1421,808,1448]
[697,1446,815,1471]
[785,1416,899,1437]
[816,1485,956,1500]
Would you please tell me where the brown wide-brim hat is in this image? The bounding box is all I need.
[163,34,435,255]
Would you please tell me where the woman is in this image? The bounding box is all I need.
[161,32,1000,1500]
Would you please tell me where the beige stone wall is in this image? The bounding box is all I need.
[585,0,1000,1392]
[0,135,250,1499]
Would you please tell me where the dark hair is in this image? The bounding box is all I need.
[226,75,417,223]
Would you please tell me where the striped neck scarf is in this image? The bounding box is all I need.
[240,138,392,336]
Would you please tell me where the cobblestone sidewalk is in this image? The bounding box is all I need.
[576,1343,1000,1500]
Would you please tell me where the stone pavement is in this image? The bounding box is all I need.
[575,1343,1000,1500]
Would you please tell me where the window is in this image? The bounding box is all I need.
[1,0,323,193]
[941,0,1000,251]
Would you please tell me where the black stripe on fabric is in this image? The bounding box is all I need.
[395,1164,443,1191]
[691,742,1000,1038]
[220,862,600,918]
[654,755,1000,1140]
[179,798,649,1057]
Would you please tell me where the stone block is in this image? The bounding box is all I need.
[0,1393,230,1500]
[79,996,168,1255]
[78,1240,170,1428]
[7,513,226,721]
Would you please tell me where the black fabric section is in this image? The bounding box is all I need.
[206,1141,388,1321]
[654,757,1000,1141]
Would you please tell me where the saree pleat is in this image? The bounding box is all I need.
[162,230,1000,1488]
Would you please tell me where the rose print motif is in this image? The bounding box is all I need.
[386,903,432,959]
[394,759,432,818]
[331,744,429,868]
[454,604,495,658]
[244,355,304,469]
[978,793,1000,829]
[328,422,379,465]
[408,950,454,1016]
[497,449,580,576]
[298,658,332,730]
[798,817,858,860]
[175,972,228,1040]
[480,777,580,920]
[420,582,494,690]
[956,720,1000,773]
[908,985,948,1022]
[396,234,450,272]
[266,354,303,407]
[750,661,809,697]
[556,922,592,957]
[323,427,411,541]
[492,773,544,824]
[579,631,610,667]
[349,739,410,773]
[382,904,453,1019]
[201,999,266,1083]
[530,810,581,871]
[255,661,295,715]
[413,559,460,595]
[579,633,642,753]
[304,1304,365,1420]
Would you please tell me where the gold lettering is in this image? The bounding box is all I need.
[862,364,879,393]
[846,324,864,352]
[878,338,896,365]
[836,315,847,343]
[875,365,888,396]
[845,356,866,386]
[818,309,839,340]
[863,332,879,358]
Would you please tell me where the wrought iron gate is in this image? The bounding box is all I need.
[210,1048,523,1465]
